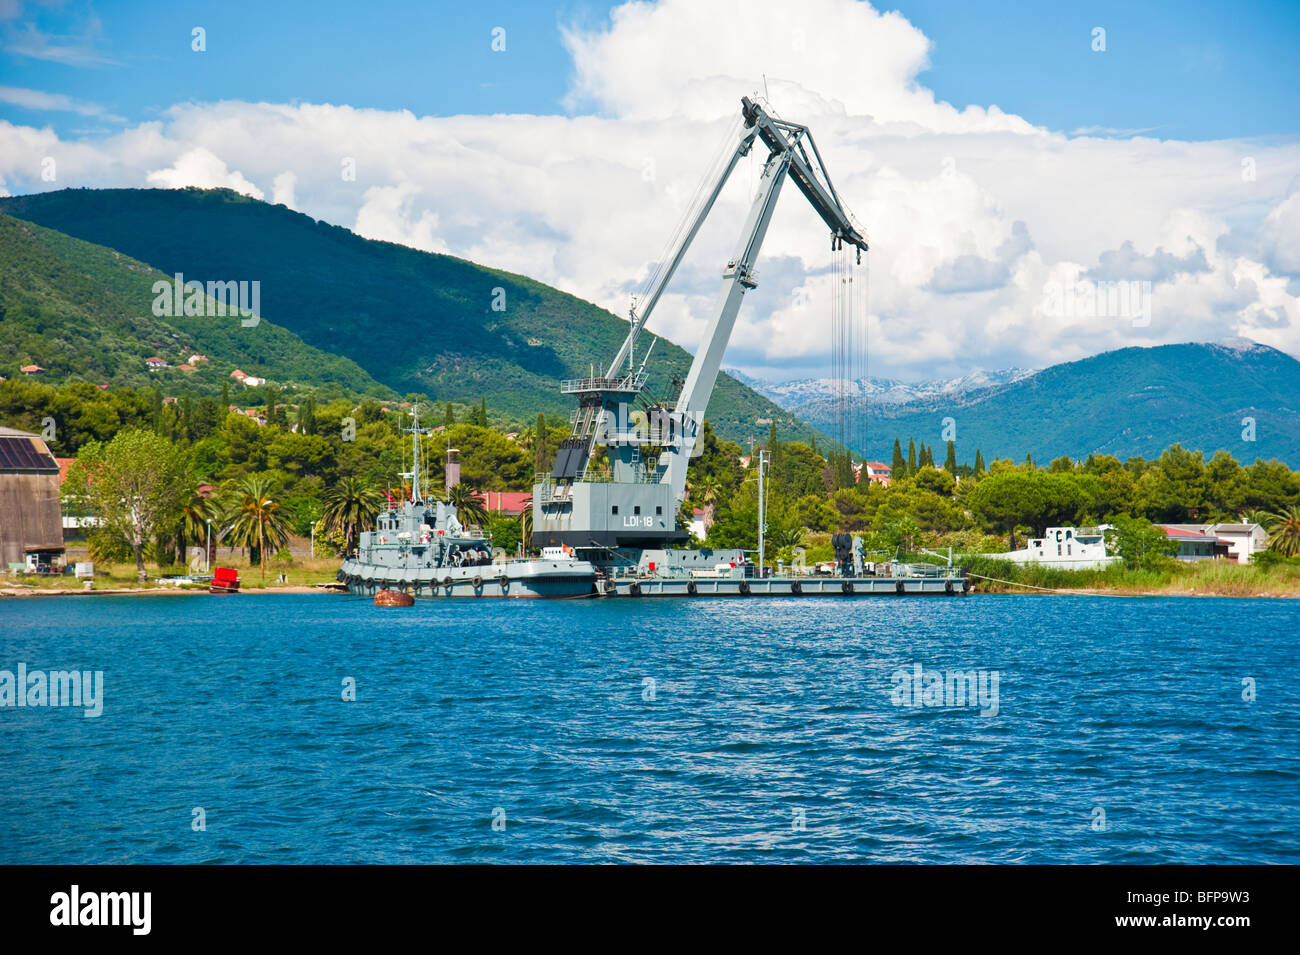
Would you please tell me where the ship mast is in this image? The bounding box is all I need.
[406,404,422,503]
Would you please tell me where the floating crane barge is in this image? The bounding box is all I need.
[530,96,970,598]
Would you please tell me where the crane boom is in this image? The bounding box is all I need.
[654,96,867,505]
[532,96,867,554]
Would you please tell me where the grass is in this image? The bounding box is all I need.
[955,554,1300,597]
[0,555,345,593]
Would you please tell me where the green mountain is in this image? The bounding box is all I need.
[843,341,1299,466]
[0,187,814,445]
[0,212,385,397]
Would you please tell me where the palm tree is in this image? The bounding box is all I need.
[178,489,221,568]
[1263,505,1300,557]
[225,475,294,580]
[447,483,488,528]
[520,496,534,553]
[321,476,384,557]
[687,476,722,530]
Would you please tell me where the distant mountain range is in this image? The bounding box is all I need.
[735,340,1300,466]
[3,188,1295,466]
[731,367,1036,408]
[0,187,811,445]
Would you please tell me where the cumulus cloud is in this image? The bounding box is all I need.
[271,170,296,209]
[145,147,263,199]
[1258,183,1300,276]
[0,0,1296,382]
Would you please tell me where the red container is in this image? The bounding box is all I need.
[209,567,241,594]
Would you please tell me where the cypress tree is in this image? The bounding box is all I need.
[444,402,454,428]
[974,449,985,474]
[1024,452,1034,470]
[944,440,957,473]
[891,438,905,477]
[478,396,488,427]
[534,412,548,473]
[220,379,230,409]
[907,437,917,475]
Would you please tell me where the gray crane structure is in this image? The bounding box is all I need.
[532,96,868,561]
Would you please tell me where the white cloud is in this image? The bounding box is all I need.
[271,170,297,209]
[0,85,123,121]
[0,0,1296,382]
[145,147,263,199]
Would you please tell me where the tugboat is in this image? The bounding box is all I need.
[338,407,598,599]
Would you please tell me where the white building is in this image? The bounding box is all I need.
[985,526,1119,571]
[1162,523,1267,564]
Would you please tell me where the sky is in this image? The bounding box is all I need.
[1,0,1298,382]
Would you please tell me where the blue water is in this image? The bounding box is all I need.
[1,593,1297,864]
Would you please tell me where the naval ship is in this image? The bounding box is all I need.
[339,407,597,599]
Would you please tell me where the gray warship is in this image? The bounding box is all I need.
[339,407,597,599]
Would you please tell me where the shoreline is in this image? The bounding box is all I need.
[2,583,1295,599]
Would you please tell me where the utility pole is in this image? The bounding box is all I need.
[757,449,770,577]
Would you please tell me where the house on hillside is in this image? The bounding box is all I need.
[0,427,65,571]
[864,461,892,486]
[688,508,707,541]
[145,356,169,369]
[20,364,45,375]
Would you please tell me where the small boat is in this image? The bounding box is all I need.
[209,567,241,594]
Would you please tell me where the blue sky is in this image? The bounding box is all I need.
[2,0,1298,139]
[1,0,1297,380]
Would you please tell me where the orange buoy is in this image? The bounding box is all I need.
[373,589,414,607]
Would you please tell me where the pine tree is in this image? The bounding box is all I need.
[944,440,957,473]
[891,438,905,478]
[907,437,917,475]
[974,449,985,474]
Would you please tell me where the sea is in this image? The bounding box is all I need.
[1,593,1296,864]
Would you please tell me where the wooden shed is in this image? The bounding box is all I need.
[0,426,65,569]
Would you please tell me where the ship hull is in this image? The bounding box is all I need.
[340,558,597,599]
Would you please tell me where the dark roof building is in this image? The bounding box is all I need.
[0,426,65,568]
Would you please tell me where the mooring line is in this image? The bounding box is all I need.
[965,572,1127,596]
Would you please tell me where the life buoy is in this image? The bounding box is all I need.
[841,580,853,595]
[790,580,802,595]
[686,579,698,596]
[738,579,750,595]
[896,580,906,595]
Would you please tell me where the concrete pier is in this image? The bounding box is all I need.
[599,575,970,597]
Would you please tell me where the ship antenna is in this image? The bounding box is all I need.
[409,404,421,503]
